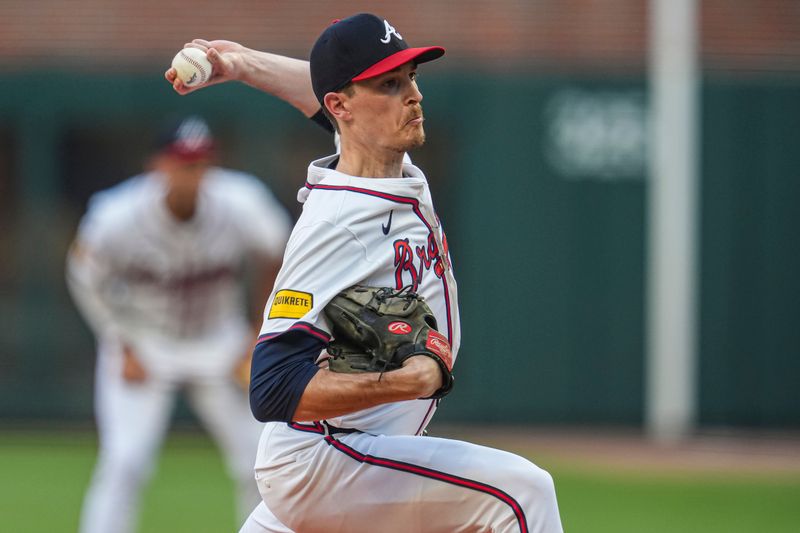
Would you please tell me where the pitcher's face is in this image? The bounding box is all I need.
[347,62,426,154]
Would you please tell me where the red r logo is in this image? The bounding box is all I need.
[388,321,412,334]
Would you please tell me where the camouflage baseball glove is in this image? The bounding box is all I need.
[323,285,454,399]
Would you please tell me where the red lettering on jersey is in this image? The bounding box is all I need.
[415,233,444,279]
[394,230,450,292]
[393,238,419,291]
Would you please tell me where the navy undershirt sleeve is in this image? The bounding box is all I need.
[249,330,324,423]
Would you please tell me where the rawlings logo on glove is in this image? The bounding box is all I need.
[322,285,454,399]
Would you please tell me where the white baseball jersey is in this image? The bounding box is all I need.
[69,168,292,377]
[244,155,562,533]
[258,153,460,436]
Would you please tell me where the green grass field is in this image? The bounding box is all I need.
[0,430,798,532]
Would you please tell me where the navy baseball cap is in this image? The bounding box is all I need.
[310,13,445,104]
[153,115,215,160]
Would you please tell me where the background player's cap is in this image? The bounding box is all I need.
[310,13,445,104]
[153,115,215,161]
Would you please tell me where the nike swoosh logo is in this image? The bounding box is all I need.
[382,210,394,235]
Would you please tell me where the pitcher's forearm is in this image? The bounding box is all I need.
[239,49,319,117]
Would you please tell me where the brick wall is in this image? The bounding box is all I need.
[0,1,797,73]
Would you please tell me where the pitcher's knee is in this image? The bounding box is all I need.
[527,466,556,500]
[504,462,555,506]
[515,465,562,532]
[501,458,554,497]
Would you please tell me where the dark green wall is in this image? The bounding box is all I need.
[432,77,647,424]
[0,71,797,427]
[699,79,800,427]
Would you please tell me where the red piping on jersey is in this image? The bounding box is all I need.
[257,321,331,345]
[288,421,327,434]
[306,183,454,344]
[287,422,528,532]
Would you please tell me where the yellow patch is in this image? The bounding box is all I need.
[269,289,313,319]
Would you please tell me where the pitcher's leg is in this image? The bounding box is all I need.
[346,434,562,533]
[257,428,562,533]
[238,501,295,533]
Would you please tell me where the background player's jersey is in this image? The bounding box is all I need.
[259,154,461,436]
[69,168,292,344]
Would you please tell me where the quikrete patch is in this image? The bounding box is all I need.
[269,289,313,319]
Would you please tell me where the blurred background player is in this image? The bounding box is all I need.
[66,115,293,533]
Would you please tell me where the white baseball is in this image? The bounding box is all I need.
[171,47,212,87]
